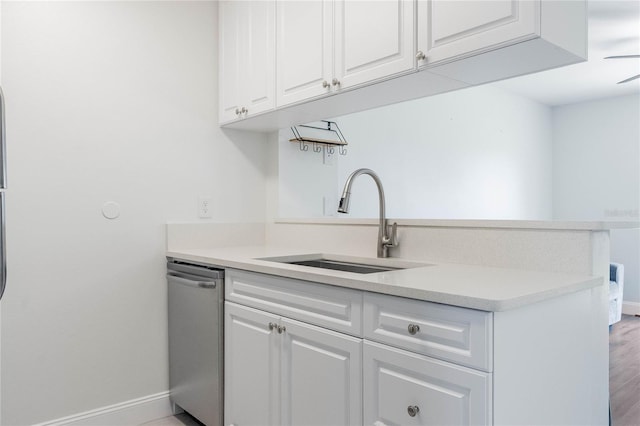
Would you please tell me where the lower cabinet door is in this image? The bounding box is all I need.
[364,341,492,426]
[280,317,363,426]
[225,302,281,426]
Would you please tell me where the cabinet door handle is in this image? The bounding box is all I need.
[277,325,286,334]
[407,405,420,417]
[241,107,248,114]
[268,322,278,331]
[332,78,341,87]
[322,80,330,88]
[235,108,241,115]
[407,323,420,335]
[416,50,426,61]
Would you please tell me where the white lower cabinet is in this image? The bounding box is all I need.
[225,302,280,426]
[224,270,494,426]
[280,317,362,426]
[224,301,362,426]
[211,263,606,425]
[364,341,491,426]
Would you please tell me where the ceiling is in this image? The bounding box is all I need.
[493,0,640,106]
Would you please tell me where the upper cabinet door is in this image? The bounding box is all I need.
[219,0,245,123]
[417,0,540,66]
[245,0,276,115]
[276,0,334,107]
[219,0,275,124]
[335,0,415,89]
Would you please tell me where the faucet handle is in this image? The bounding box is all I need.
[386,222,399,248]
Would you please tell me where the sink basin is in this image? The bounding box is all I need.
[287,258,399,274]
[258,254,429,275]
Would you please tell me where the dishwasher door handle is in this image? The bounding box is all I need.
[167,274,218,289]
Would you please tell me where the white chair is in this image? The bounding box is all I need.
[609,263,624,327]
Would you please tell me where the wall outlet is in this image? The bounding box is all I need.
[198,196,213,218]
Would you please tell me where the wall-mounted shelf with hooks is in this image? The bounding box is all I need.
[290,121,348,156]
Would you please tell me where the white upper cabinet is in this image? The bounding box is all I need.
[219,0,276,124]
[276,0,334,106]
[419,0,587,85]
[219,0,243,123]
[335,0,415,90]
[417,0,538,66]
[220,0,585,130]
[276,0,416,107]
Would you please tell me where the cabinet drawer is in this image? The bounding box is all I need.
[364,292,492,371]
[226,269,362,336]
[364,341,491,426]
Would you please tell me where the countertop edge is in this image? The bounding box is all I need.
[166,248,603,312]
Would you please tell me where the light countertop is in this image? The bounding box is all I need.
[166,245,602,312]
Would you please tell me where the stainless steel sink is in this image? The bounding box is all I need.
[258,254,429,275]
[286,258,399,274]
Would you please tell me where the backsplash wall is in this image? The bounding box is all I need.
[278,84,554,220]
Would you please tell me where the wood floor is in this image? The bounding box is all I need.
[610,314,640,426]
[145,315,640,425]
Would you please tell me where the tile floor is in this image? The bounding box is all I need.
[141,412,202,426]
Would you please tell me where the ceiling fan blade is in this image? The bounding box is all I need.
[605,55,640,59]
[617,74,640,84]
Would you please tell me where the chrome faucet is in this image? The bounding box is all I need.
[337,168,398,258]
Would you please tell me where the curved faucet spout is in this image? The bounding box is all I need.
[337,168,398,258]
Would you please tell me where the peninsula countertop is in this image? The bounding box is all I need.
[166,245,603,312]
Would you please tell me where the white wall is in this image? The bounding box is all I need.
[552,94,640,305]
[279,85,554,220]
[1,2,267,424]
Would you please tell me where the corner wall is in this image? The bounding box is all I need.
[1,2,267,424]
[552,94,640,308]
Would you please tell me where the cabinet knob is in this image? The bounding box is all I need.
[277,325,286,334]
[268,322,278,331]
[332,78,341,87]
[241,107,248,114]
[407,405,420,417]
[235,108,241,115]
[322,80,330,88]
[416,50,426,61]
[407,323,420,335]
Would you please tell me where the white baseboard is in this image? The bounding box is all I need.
[34,391,175,426]
[622,301,640,316]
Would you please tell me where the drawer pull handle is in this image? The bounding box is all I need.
[408,324,420,335]
[407,405,420,417]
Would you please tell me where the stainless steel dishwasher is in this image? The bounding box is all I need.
[167,258,224,426]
